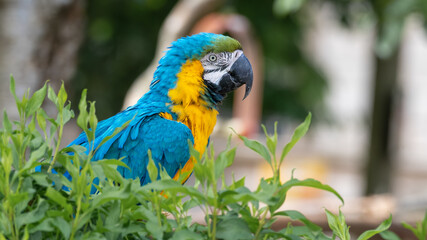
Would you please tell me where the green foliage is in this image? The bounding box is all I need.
[324,209,392,240]
[401,211,427,240]
[0,79,423,239]
[325,209,351,240]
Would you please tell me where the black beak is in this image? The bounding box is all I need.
[217,53,253,100]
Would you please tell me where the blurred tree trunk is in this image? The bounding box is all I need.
[0,0,85,120]
[365,45,400,195]
[365,0,401,194]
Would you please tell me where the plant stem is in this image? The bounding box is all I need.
[154,193,163,229]
[254,207,269,239]
[48,110,63,173]
[211,206,217,240]
[70,194,82,240]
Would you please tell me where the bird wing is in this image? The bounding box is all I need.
[103,114,194,185]
[69,109,194,185]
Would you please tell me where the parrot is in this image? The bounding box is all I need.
[66,32,253,188]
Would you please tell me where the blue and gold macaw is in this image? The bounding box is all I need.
[70,33,253,186]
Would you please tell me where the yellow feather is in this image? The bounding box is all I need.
[167,60,218,182]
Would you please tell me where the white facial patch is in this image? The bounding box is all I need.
[201,50,243,85]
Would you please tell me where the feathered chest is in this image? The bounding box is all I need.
[167,60,218,158]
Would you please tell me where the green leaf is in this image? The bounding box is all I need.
[147,150,158,182]
[380,230,401,240]
[97,159,130,170]
[193,159,207,184]
[29,142,48,162]
[8,192,29,208]
[95,118,132,152]
[47,85,58,106]
[182,199,200,211]
[51,217,71,239]
[89,101,98,134]
[215,147,236,180]
[100,163,125,185]
[2,111,12,133]
[229,175,245,190]
[280,112,311,165]
[75,210,93,231]
[32,172,51,187]
[91,183,131,207]
[357,215,392,240]
[19,158,43,175]
[15,199,49,230]
[61,104,74,125]
[274,210,322,232]
[402,211,427,240]
[146,218,164,239]
[45,187,73,215]
[281,178,344,204]
[143,179,205,200]
[325,209,350,240]
[26,82,47,116]
[36,109,48,134]
[216,216,253,240]
[188,140,200,162]
[9,75,19,104]
[234,129,271,164]
[262,122,278,156]
[23,226,29,240]
[77,89,88,131]
[171,229,204,240]
[30,218,55,233]
[57,82,68,108]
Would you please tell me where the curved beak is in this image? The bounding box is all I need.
[218,53,253,100]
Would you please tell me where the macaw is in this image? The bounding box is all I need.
[68,32,253,187]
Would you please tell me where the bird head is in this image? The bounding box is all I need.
[150,33,253,106]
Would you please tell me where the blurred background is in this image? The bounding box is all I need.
[1,0,427,236]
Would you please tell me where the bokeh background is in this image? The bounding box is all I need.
[1,0,427,236]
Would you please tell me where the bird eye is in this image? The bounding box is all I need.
[208,54,217,62]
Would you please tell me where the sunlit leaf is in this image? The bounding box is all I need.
[357,215,392,240]
[325,209,350,240]
[234,128,271,164]
[57,82,68,108]
[262,122,278,156]
[281,178,343,204]
[280,112,311,165]
[26,82,47,116]
[274,210,322,232]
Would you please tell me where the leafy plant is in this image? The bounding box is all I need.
[402,211,427,240]
[0,77,416,239]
